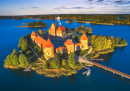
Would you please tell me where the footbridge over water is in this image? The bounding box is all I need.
[75,46,130,79]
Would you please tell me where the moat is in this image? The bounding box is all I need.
[0,19,130,91]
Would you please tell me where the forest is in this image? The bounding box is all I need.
[0,14,130,25]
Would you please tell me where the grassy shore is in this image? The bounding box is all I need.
[4,63,21,69]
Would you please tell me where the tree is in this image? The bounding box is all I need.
[18,36,30,52]
[4,49,20,65]
[26,33,31,42]
[37,29,43,36]
[120,38,127,45]
[43,29,46,35]
[61,59,66,66]
[19,54,29,68]
[114,38,119,45]
[43,62,48,69]
[68,53,76,69]
[52,54,60,69]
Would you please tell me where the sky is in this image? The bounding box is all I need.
[0,0,130,16]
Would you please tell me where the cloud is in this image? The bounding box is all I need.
[96,0,104,2]
[114,0,130,5]
[31,7,39,8]
[54,6,95,10]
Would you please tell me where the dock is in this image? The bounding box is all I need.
[82,71,88,75]
[91,58,103,61]
[82,66,91,75]
[24,65,32,72]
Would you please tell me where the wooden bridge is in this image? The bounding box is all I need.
[93,62,130,79]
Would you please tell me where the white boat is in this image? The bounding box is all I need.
[86,67,90,76]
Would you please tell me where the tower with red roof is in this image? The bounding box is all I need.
[80,33,89,50]
[64,39,74,54]
[43,38,54,60]
[49,23,57,36]
[31,31,36,42]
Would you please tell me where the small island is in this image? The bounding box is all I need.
[4,23,127,78]
[15,21,48,28]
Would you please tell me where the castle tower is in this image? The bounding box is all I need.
[49,23,57,36]
[64,39,74,54]
[44,38,54,60]
[31,31,36,42]
[80,33,89,50]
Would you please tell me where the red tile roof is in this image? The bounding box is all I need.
[35,36,46,45]
[49,27,52,30]
[57,26,66,31]
[44,38,54,48]
[31,31,36,36]
[64,39,74,45]
[75,43,81,46]
[80,33,88,40]
[53,23,57,26]
[56,46,66,50]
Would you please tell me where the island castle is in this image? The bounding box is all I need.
[31,23,89,60]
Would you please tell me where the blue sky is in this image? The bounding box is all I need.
[0,0,130,15]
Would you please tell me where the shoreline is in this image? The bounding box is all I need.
[91,23,114,25]
[15,25,48,28]
[66,21,90,23]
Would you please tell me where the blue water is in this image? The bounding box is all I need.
[0,19,130,91]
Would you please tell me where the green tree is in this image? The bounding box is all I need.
[61,59,66,66]
[43,29,46,35]
[4,49,20,65]
[26,33,31,42]
[114,38,119,45]
[68,53,76,69]
[18,36,30,52]
[43,62,48,69]
[120,38,127,45]
[19,54,29,68]
[37,29,43,36]
[52,54,60,69]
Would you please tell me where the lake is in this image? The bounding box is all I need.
[0,19,130,91]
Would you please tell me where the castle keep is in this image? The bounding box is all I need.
[31,23,88,60]
[49,23,66,37]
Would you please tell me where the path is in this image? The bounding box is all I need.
[30,43,45,63]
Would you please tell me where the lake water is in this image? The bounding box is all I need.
[0,19,130,91]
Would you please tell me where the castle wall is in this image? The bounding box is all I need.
[31,36,36,42]
[80,40,89,50]
[44,47,54,59]
[65,44,74,54]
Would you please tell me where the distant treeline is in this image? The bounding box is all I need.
[0,14,130,25]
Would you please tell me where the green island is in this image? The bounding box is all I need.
[15,21,48,28]
[4,27,127,78]
[1,14,130,25]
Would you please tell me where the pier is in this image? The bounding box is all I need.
[93,62,130,79]
[24,65,32,72]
